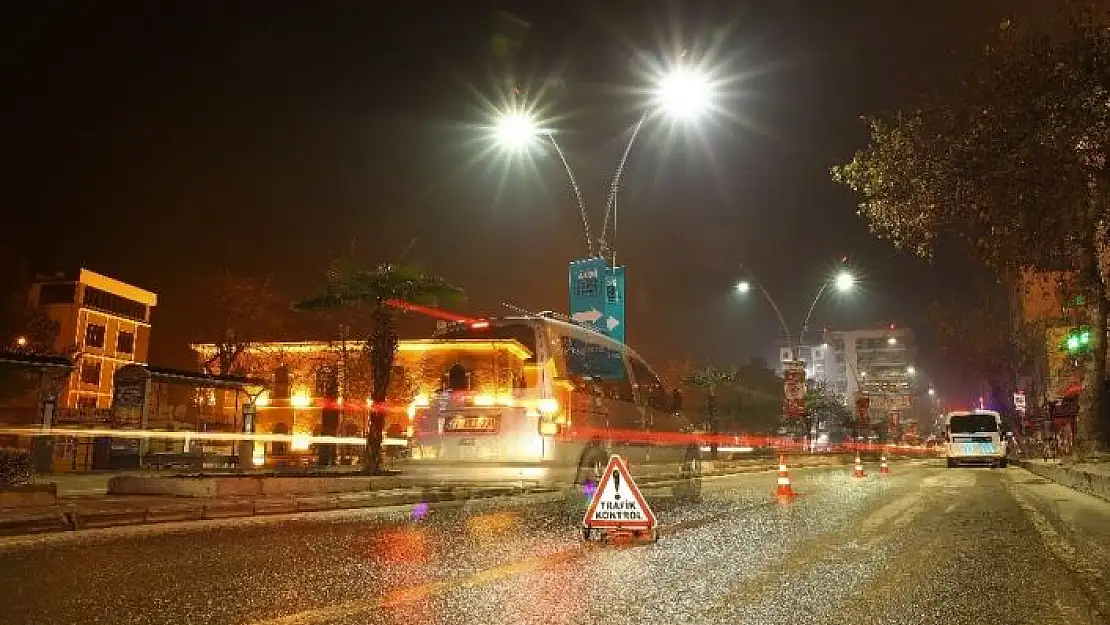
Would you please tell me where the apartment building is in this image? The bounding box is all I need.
[28,269,157,409]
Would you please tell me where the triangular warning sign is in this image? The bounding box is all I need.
[583,455,656,530]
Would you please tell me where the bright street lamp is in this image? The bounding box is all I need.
[494,111,541,151]
[928,387,936,397]
[906,366,916,375]
[599,65,718,263]
[653,67,714,119]
[735,280,751,294]
[486,60,721,266]
[887,336,898,346]
[834,270,855,292]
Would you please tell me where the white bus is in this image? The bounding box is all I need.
[943,410,1007,468]
[405,316,704,491]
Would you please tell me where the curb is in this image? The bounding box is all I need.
[1016,459,1110,503]
[0,459,865,537]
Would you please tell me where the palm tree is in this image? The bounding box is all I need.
[683,365,738,459]
[294,259,463,473]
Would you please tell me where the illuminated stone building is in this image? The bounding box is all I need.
[191,337,532,461]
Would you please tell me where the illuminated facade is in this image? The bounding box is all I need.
[190,338,533,459]
[29,269,157,410]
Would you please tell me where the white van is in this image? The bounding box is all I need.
[405,316,704,489]
[943,410,1007,468]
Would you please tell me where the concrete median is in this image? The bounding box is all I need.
[1016,459,1110,503]
[0,454,883,538]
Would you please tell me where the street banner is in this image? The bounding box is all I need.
[783,361,806,418]
[1014,391,1027,415]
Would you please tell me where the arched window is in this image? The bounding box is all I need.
[447,363,469,391]
[271,422,289,455]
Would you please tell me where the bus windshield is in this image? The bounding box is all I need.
[949,413,999,434]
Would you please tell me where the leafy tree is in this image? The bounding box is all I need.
[682,365,736,458]
[198,270,284,376]
[680,359,784,438]
[682,365,735,428]
[294,259,463,472]
[926,277,1043,430]
[722,358,785,435]
[805,379,852,442]
[832,6,1110,453]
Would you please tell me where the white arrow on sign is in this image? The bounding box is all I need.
[605,316,620,331]
[571,308,603,324]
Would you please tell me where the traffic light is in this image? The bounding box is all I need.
[1062,327,1092,354]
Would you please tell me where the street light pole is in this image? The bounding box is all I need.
[543,133,593,257]
[495,114,593,256]
[494,65,715,269]
[599,111,649,267]
[736,268,854,356]
[744,280,794,354]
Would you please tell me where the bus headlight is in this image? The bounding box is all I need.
[537,398,559,415]
[538,422,560,436]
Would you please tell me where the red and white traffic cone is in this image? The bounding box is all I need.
[880,455,891,474]
[775,455,797,500]
[852,453,866,479]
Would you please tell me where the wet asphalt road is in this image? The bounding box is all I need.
[1,460,1109,625]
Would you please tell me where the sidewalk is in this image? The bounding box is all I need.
[1016,458,1110,503]
[0,454,862,537]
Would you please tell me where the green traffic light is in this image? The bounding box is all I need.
[1067,335,1081,351]
[1080,330,1090,345]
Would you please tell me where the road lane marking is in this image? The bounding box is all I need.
[251,546,588,625]
[920,471,977,489]
[707,489,924,612]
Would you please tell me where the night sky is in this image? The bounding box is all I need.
[3,1,1051,379]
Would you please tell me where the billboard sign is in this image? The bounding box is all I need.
[783,360,807,418]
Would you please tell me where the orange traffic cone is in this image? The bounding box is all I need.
[775,455,797,500]
[852,453,866,479]
[880,455,891,474]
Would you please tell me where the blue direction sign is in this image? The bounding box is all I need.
[569,257,607,334]
[568,258,627,343]
[605,265,625,343]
